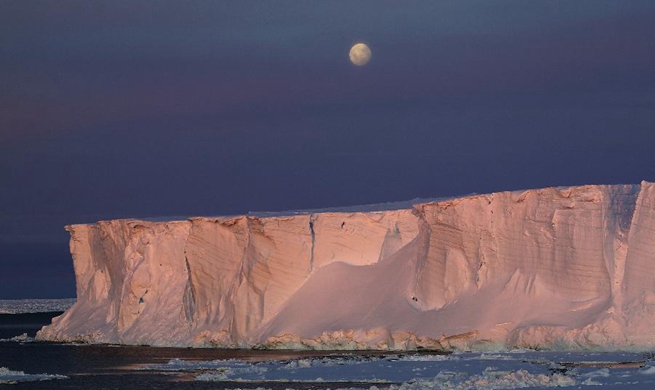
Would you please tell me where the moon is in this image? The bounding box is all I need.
[349,43,371,66]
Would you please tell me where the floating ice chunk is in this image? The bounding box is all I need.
[280,358,315,369]
[467,353,518,361]
[581,368,611,378]
[0,367,67,384]
[10,333,30,341]
[141,358,249,371]
[0,333,34,343]
[142,358,269,381]
[395,354,451,362]
[581,378,603,386]
[279,355,386,370]
[195,370,229,381]
[8,333,34,342]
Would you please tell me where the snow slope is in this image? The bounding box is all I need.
[37,182,655,350]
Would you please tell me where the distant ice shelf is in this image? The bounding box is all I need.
[36,182,655,351]
[0,299,75,314]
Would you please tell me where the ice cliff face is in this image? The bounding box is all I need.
[38,182,655,350]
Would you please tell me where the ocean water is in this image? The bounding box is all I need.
[0,310,404,389]
[3,303,655,389]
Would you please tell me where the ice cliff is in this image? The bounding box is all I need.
[38,182,655,350]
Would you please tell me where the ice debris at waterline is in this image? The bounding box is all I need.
[37,181,655,350]
[0,333,34,343]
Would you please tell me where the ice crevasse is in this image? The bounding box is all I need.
[37,181,655,350]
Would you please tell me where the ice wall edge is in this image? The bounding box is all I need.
[37,182,655,351]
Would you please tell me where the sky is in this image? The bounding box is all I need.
[1,0,655,298]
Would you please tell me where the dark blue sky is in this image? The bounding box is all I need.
[2,1,655,298]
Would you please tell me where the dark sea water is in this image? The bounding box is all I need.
[0,313,392,389]
[0,312,63,340]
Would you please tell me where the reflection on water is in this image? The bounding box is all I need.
[0,312,63,339]
[0,313,429,389]
[1,342,425,389]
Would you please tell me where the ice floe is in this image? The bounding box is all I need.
[0,367,67,385]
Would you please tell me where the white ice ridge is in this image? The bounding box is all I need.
[37,181,655,350]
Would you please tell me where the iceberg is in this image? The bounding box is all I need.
[37,181,655,350]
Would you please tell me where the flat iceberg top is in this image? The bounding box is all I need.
[69,181,647,226]
[247,196,456,217]
[76,196,458,226]
[69,182,641,226]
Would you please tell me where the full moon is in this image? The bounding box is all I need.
[349,43,371,66]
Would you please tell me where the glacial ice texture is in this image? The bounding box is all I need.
[37,182,655,350]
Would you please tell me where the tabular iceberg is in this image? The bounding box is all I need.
[37,181,655,350]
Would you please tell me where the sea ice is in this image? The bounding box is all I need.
[0,367,67,384]
[384,368,578,389]
[134,351,655,388]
